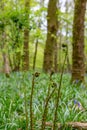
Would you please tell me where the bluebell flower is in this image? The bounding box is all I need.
[73,99,84,111]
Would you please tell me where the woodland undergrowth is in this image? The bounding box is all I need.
[0,72,87,130]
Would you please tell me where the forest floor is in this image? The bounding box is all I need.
[0,72,87,130]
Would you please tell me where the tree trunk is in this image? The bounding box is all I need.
[13,29,21,71]
[65,0,71,72]
[54,0,59,73]
[33,0,44,71]
[3,53,10,77]
[22,0,30,71]
[2,32,10,76]
[33,39,38,71]
[43,0,58,73]
[72,0,86,82]
[54,42,58,72]
[58,30,62,72]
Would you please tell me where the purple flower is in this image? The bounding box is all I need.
[74,100,81,107]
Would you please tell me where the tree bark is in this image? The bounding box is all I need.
[54,41,58,72]
[65,0,71,72]
[22,0,30,71]
[54,0,59,73]
[43,0,58,73]
[2,32,11,76]
[72,0,86,82]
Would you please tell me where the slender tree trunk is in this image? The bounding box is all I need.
[72,0,86,82]
[13,29,21,71]
[3,53,10,77]
[23,0,30,71]
[23,29,29,70]
[65,0,71,72]
[43,0,58,73]
[54,42,58,72]
[2,32,10,76]
[33,39,38,71]
[33,0,44,71]
[58,30,62,72]
[54,0,59,73]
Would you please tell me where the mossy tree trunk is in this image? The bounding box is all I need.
[43,0,58,73]
[72,0,86,82]
[23,0,30,71]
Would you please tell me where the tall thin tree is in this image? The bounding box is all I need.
[65,0,71,72]
[72,0,86,82]
[0,0,10,76]
[33,0,44,71]
[54,0,59,73]
[23,0,30,71]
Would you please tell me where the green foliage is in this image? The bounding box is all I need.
[0,73,87,129]
[0,21,5,29]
